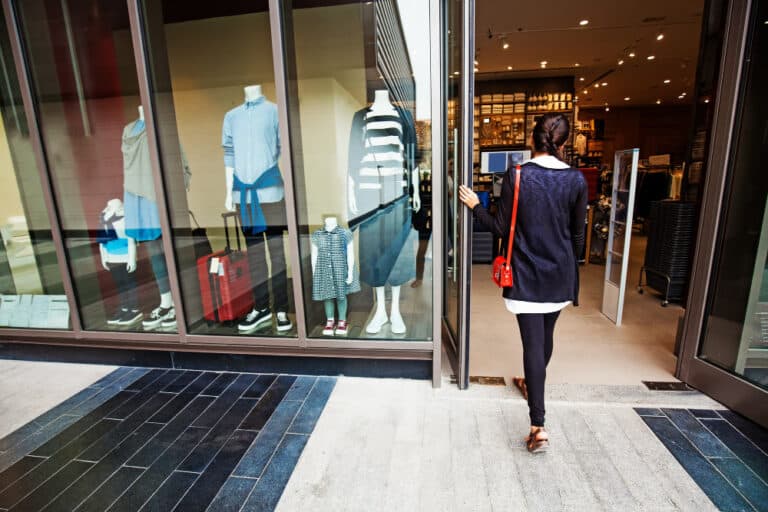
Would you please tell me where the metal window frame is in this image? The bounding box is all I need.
[0,0,442,370]
[676,0,767,428]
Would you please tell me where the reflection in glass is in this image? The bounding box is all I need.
[141,1,295,336]
[287,0,433,339]
[0,9,68,329]
[699,1,768,389]
[16,0,174,331]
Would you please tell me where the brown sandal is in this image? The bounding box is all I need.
[525,427,549,453]
[512,377,528,400]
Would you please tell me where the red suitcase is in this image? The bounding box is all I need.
[197,212,254,323]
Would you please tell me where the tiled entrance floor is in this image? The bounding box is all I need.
[638,407,768,512]
[0,367,335,511]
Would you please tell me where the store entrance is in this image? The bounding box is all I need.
[466,0,718,385]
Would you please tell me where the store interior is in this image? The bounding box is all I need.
[466,0,720,384]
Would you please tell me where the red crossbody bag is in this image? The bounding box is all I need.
[492,165,521,288]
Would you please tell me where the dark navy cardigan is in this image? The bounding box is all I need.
[473,162,588,306]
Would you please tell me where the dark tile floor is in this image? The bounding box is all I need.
[637,407,768,512]
[0,367,335,511]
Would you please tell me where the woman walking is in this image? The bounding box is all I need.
[459,113,588,452]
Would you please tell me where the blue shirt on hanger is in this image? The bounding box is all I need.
[222,97,284,204]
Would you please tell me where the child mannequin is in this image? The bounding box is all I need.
[311,216,359,336]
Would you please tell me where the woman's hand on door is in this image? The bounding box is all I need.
[458,184,480,209]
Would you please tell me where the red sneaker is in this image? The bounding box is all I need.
[335,320,349,336]
[322,319,336,336]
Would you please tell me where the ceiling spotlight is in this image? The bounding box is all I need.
[681,92,687,96]
[474,59,478,66]
[678,95,685,99]
[540,61,547,68]
[601,82,608,86]
[656,33,665,41]
[594,83,600,88]
[502,40,510,50]
[656,99,662,104]
[575,63,580,67]
[618,59,624,65]
[507,65,513,70]
[605,107,610,112]
[624,97,631,101]
[579,77,585,81]
[704,99,710,103]
[453,71,459,75]
[647,55,656,60]
[664,79,671,84]
[629,52,636,58]
[579,19,589,26]
[474,68,478,72]
[583,89,588,94]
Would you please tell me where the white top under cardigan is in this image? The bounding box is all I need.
[504,155,573,315]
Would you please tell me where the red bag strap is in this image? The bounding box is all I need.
[505,165,521,266]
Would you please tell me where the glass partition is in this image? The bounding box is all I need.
[0,7,68,329]
[284,0,433,340]
[15,0,174,332]
[140,1,296,337]
[698,0,767,390]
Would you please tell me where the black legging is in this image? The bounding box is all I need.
[516,311,561,427]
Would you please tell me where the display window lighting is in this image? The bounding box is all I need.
[663,79,671,84]
[474,68,479,72]
[704,99,710,103]
[601,82,608,86]
[624,97,631,101]
[647,55,656,60]
[579,19,589,26]
[502,39,510,50]
[656,99,662,104]
[656,33,665,41]
[629,51,636,58]
[507,65,513,70]
[540,61,547,68]
[605,106,610,112]
[575,63,580,67]
[678,95,685,99]
[579,77,585,81]
[453,71,459,75]
[474,59,478,66]
[618,59,624,65]
[594,83,600,88]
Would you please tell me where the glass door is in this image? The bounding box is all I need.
[442,0,473,388]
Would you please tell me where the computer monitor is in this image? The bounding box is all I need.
[480,150,531,174]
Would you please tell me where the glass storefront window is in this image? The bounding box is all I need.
[16,0,178,333]
[285,0,433,340]
[141,1,296,337]
[0,8,69,329]
[698,1,767,390]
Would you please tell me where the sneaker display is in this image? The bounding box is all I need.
[117,309,142,326]
[322,319,336,336]
[160,307,177,328]
[142,306,173,330]
[276,311,292,332]
[107,309,126,325]
[335,320,348,336]
[238,308,272,331]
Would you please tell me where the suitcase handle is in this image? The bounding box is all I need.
[222,211,243,253]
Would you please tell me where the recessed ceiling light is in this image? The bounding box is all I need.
[618,59,624,65]
[579,77,585,81]
[678,95,685,99]
[474,60,478,65]
[507,65,513,70]
[601,82,608,86]
[453,71,459,75]
[540,61,547,68]
[594,83,600,88]
[605,107,610,112]
[474,68,478,72]
[647,55,656,60]
[704,99,710,103]
[681,92,687,96]
[624,97,631,101]
[629,52,636,58]
[664,79,671,84]
[579,19,589,26]
[583,89,588,94]
[575,63,580,67]
[656,99,662,104]
[656,33,665,41]
[503,42,510,50]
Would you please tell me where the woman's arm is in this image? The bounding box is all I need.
[570,177,588,258]
[459,171,513,238]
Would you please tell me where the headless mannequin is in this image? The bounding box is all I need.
[133,105,173,311]
[311,217,355,327]
[99,200,137,272]
[225,85,263,212]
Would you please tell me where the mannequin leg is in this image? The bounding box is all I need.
[264,202,289,314]
[337,297,348,322]
[324,299,335,321]
[411,237,429,288]
[366,286,389,334]
[147,238,172,307]
[390,285,406,334]
[159,291,173,309]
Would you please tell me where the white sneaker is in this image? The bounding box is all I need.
[142,306,173,330]
[276,311,293,332]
